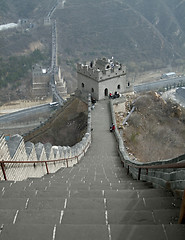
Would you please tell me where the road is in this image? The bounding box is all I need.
[0,104,54,124]
[134,76,185,92]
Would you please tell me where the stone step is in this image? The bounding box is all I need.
[163,224,185,240]
[0,181,15,191]
[104,189,173,198]
[0,209,17,224]
[107,209,155,225]
[0,188,178,200]
[107,209,179,225]
[0,223,184,240]
[0,189,177,202]
[60,209,106,224]
[67,189,172,198]
[106,198,146,211]
[106,197,181,211]
[69,189,103,198]
[35,189,69,198]
[26,177,47,182]
[144,196,181,210]
[0,198,27,210]
[26,198,66,210]
[1,189,40,198]
[0,198,66,211]
[0,224,54,240]
[55,224,109,240]
[55,224,185,240]
[1,185,174,201]
[153,209,180,224]
[13,209,61,225]
[4,180,52,191]
[1,200,179,225]
[109,224,185,240]
[50,177,136,185]
[137,189,173,198]
[66,198,105,210]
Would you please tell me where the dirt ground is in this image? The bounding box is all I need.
[24,97,88,147]
[115,91,185,163]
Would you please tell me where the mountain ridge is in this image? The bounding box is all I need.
[1,0,185,97]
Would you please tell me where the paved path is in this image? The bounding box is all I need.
[0,100,185,240]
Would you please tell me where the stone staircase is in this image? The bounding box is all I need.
[0,100,184,239]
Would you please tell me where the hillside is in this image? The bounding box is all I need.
[23,97,88,147]
[56,0,185,74]
[1,0,185,97]
[0,0,55,22]
[115,92,185,162]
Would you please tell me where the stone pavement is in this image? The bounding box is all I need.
[0,100,185,240]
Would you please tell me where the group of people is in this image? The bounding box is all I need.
[110,123,115,132]
[91,97,96,110]
[109,91,120,99]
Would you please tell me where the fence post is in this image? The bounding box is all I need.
[1,161,7,181]
[45,161,49,174]
[127,165,129,175]
[178,189,185,224]
[138,168,141,180]
[121,160,124,168]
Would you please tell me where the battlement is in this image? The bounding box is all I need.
[32,64,50,76]
[77,57,126,82]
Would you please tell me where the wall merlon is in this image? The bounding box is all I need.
[77,58,126,83]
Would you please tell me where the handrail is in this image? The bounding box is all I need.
[178,190,185,224]
[124,160,185,181]
[0,140,91,181]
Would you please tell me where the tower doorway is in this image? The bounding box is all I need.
[104,88,108,96]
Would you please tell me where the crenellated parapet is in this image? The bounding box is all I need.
[77,57,126,82]
[0,95,92,181]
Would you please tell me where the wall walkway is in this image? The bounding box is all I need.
[0,99,184,239]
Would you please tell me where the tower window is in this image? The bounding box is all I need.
[82,83,84,88]
[91,88,94,93]
[128,82,130,87]
[117,85,120,89]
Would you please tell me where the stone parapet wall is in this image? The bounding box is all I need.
[77,62,126,82]
[110,100,185,194]
[0,95,92,181]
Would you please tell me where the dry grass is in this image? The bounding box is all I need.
[116,92,185,162]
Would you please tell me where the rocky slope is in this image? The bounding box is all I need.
[115,92,185,162]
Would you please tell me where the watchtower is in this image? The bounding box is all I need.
[32,64,51,98]
[77,57,132,100]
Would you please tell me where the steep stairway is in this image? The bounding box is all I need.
[0,100,184,240]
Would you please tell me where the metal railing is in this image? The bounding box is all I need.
[124,160,185,181]
[0,140,91,181]
[123,159,185,224]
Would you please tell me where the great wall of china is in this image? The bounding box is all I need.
[0,0,185,200]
